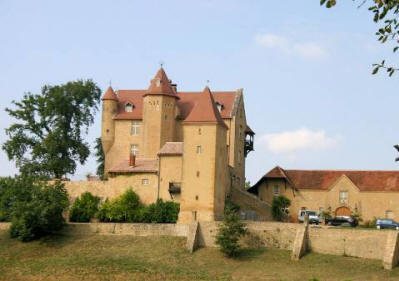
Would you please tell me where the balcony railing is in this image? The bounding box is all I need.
[168,182,181,194]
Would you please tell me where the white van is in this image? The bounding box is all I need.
[298,210,321,224]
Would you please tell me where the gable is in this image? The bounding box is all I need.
[328,174,360,193]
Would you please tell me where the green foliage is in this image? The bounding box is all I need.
[142,199,180,223]
[69,192,100,222]
[97,189,143,222]
[94,137,105,180]
[244,181,251,190]
[216,200,247,257]
[321,210,332,221]
[2,80,101,178]
[363,217,377,228]
[321,0,399,76]
[97,191,179,223]
[271,195,291,221]
[9,178,69,242]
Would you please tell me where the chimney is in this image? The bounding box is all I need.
[171,83,177,93]
[129,153,136,167]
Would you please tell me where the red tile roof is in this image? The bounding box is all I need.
[184,87,227,128]
[108,158,157,174]
[112,90,238,121]
[102,86,118,101]
[145,67,177,97]
[258,166,399,192]
[109,68,239,122]
[158,142,184,156]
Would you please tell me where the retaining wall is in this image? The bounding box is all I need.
[0,221,397,268]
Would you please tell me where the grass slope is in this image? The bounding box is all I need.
[0,230,399,281]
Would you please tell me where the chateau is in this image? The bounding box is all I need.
[249,166,399,222]
[67,68,255,223]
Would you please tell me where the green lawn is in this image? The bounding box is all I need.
[0,230,398,281]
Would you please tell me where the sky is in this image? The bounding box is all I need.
[0,0,399,184]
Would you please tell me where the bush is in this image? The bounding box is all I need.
[363,217,377,228]
[142,199,180,223]
[9,179,69,241]
[271,195,291,221]
[97,189,143,222]
[216,200,247,257]
[69,192,100,222]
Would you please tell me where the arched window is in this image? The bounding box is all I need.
[125,103,133,112]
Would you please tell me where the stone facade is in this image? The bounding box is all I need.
[65,68,255,224]
[249,166,399,222]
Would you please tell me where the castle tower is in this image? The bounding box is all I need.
[142,68,179,158]
[178,87,228,223]
[101,86,118,172]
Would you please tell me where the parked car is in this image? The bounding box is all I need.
[376,219,399,230]
[327,216,358,227]
[298,210,321,225]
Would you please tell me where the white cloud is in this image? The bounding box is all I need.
[254,33,328,60]
[259,128,340,154]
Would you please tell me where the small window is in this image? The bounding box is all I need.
[216,102,224,112]
[196,146,202,154]
[142,179,149,185]
[273,185,279,196]
[339,191,348,204]
[198,128,202,135]
[195,195,199,200]
[131,121,140,135]
[386,210,394,219]
[196,171,200,177]
[130,144,139,156]
[125,103,133,112]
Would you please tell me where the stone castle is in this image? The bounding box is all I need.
[66,67,255,223]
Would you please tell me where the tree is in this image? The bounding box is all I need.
[95,137,105,180]
[2,80,101,178]
[215,200,247,257]
[321,0,399,76]
[271,195,291,221]
[6,176,69,241]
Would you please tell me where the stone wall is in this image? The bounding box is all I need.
[198,222,389,260]
[230,187,273,221]
[64,223,189,237]
[64,174,159,205]
[1,221,398,268]
[198,221,299,249]
[308,227,388,260]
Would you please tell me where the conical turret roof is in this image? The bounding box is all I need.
[102,86,118,101]
[146,67,176,96]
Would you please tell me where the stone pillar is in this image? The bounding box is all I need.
[186,222,200,253]
[383,231,399,270]
[291,214,309,261]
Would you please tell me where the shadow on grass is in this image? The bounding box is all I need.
[233,247,266,261]
[37,232,88,248]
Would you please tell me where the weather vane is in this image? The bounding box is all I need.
[109,80,112,87]
[206,79,210,86]
[159,60,164,68]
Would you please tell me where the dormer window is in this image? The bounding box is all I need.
[215,102,224,112]
[125,103,134,112]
